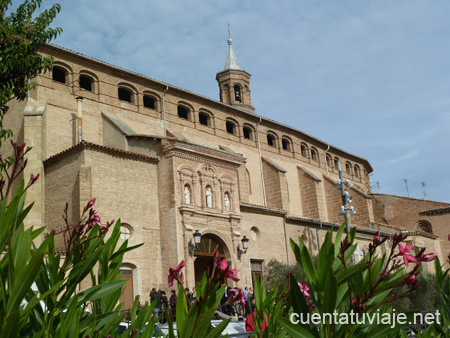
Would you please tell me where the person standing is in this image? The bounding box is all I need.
[169,289,177,320]
[160,291,168,323]
[150,288,162,319]
[243,286,250,316]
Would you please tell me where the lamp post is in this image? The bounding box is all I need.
[335,159,356,234]
[237,236,249,260]
[188,230,202,257]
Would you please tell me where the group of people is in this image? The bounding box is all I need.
[142,285,258,326]
[147,287,196,322]
[220,286,254,319]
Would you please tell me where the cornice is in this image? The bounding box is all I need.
[162,139,246,170]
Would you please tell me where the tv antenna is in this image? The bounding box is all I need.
[421,182,427,199]
[404,179,412,197]
[370,181,381,191]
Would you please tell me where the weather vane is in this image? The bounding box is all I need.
[227,21,231,38]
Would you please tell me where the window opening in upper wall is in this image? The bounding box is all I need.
[79,75,92,91]
[178,105,190,120]
[199,112,210,126]
[311,148,318,162]
[301,144,308,158]
[234,85,242,102]
[143,95,156,109]
[346,162,352,175]
[267,134,276,147]
[52,67,66,84]
[243,126,252,140]
[118,87,132,103]
[354,165,360,178]
[282,138,291,151]
[326,154,332,168]
[226,120,236,135]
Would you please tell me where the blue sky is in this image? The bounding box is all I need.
[39,0,450,202]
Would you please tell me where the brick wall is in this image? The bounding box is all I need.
[262,159,282,209]
[298,169,319,219]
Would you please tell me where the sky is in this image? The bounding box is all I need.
[32,0,450,202]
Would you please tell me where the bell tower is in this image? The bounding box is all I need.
[216,38,255,113]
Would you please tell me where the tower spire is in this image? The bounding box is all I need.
[216,35,254,113]
[224,35,241,70]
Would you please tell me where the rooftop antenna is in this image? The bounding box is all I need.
[404,179,412,197]
[421,182,427,199]
[370,181,381,191]
[227,21,231,38]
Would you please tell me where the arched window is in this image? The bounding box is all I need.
[346,162,352,175]
[226,119,237,135]
[79,74,93,91]
[52,66,67,84]
[178,105,190,120]
[243,125,253,140]
[120,224,133,240]
[234,85,242,102]
[418,220,433,233]
[199,111,212,126]
[143,95,156,109]
[282,137,291,151]
[118,87,133,103]
[311,147,319,162]
[301,143,308,158]
[354,165,360,178]
[326,154,332,168]
[267,133,277,147]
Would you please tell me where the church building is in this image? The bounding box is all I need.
[4,39,449,309]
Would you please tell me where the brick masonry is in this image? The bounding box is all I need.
[1,43,448,304]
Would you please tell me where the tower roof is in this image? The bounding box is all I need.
[224,38,242,70]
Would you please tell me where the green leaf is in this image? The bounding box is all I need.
[301,245,317,284]
[277,317,316,338]
[176,283,188,337]
[6,247,45,315]
[2,309,20,338]
[322,267,337,313]
[203,318,231,338]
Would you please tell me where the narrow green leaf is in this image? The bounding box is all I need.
[7,248,45,315]
[301,245,316,284]
[277,317,316,338]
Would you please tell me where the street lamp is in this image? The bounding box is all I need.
[237,236,249,260]
[188,230,202,257]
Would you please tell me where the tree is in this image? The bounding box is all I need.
[0,0,61,146]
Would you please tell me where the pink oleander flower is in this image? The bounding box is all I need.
[90,210,101,226]
[417,253,437,262]
[298,282,311,299]
[397,243,417,266]
[404,274,416,285]
[223,267,239,282]
[219,257,228,271]
[168,260,185,287]
[87,198,96,209]
[100,226,108,234]
[228,289,246,308]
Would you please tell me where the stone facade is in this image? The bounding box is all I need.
[3,42,449,308]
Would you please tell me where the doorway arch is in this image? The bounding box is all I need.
[193,233,230,285]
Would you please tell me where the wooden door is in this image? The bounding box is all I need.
[120,270,134,310]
